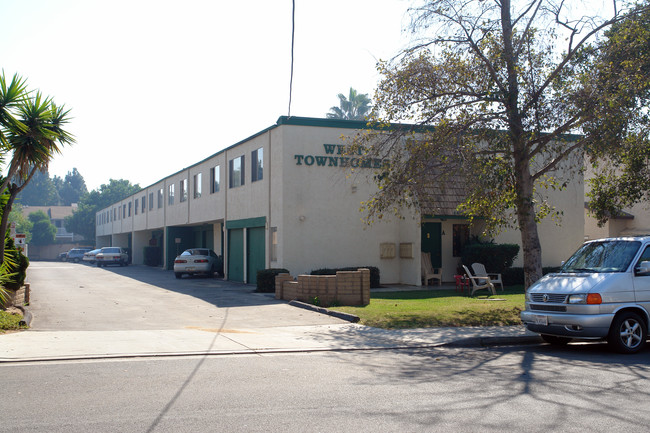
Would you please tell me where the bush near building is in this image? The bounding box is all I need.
[257,268,290,292]
[311,266,380,288]
[461,242,520,274]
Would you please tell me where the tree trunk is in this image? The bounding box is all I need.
[0,185,18,264]
[516,179,543,289]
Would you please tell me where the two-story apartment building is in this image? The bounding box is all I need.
[96,116,585,285]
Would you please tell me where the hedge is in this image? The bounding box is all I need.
[310,266,380,288]
[461,243,520,274]
[257,268,290,292]
[502,266,562,286]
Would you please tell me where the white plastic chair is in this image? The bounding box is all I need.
[421,252,442,286]
[471,263,504,291]
[462,265,496,296]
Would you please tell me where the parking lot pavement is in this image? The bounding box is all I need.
[0,262,540,362]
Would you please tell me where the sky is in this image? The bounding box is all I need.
[1,0,413,191]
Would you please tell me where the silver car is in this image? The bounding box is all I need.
[95,247,129,267]
[521,237,650,354]
[174,248,220,279]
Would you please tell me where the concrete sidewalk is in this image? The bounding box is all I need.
[0,322,541,362]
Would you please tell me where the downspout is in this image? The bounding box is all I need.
[267,129,272,269]
[223,149,228,280]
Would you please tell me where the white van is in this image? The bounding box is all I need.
[521,236,650,354]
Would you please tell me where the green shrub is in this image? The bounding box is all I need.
[310,266,381,288]
[3,237,29,291]
[143,246,162,266]
[502,266,563,286]
[461,243,519,273]
[257,268,290,292]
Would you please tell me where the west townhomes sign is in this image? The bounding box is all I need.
[294,144,387,169]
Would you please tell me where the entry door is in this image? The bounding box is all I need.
[421,223,442,268]
[228,229,244,282]
[246,227,265,285]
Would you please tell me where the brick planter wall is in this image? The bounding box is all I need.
[275,269,370,306]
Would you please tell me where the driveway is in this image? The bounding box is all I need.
[26,261,347,331]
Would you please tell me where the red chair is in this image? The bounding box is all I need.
[454,274,469,294]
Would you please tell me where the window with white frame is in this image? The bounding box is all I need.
[194,173,202,199]
[168,184,175,205]
[180,179,188,202]
[252,147,263,182]
[229,156,244,188]
[210,165,220,193]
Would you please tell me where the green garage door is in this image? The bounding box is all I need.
[246,226,265,285]
[228,228,244,282]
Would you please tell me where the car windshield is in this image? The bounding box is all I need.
[561,240,641,273]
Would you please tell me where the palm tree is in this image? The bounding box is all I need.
[326,88,372,120]
[0,77,74,263]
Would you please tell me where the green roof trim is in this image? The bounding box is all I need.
[225,216,266,229]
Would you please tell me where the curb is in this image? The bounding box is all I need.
[16,305,32,327]
[445,335,542,347]
[289,300,360,323]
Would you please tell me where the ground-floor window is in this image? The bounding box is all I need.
[453,224,470,257]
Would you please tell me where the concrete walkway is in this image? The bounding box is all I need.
[0,263,541,363]
[0,320,541,362]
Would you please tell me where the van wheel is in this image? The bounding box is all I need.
[608,312,646,354]
[541,335,572,346]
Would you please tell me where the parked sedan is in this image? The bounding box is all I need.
[83,248,102,264]
[95,247,129,267]
[66,247,93,263]
[174,248,221,279]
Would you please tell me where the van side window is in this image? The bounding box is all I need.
[635,246,650,270]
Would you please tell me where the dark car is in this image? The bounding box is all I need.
[66,248,93,263]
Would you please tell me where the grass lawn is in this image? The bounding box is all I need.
[0,310,27,333]
[332,286,525,329]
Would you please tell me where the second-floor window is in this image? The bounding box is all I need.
[142,195,146,213]
[229,156,244,188]
[193,173,202,199]
[168,184,175,205]
[252,147,263,182]
[134,199,138,215]
[149,192,154,210]
[180,179,188,202]
[210,165,220,193]
[158,188,163,208]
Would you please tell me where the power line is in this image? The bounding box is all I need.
[288,0,295,117]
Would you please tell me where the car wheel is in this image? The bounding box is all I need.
[74,258,80,263]
[608,312,647,354]
[541,334,572,346]
[175,272,182,279]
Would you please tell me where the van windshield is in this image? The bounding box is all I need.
[561,240,641,273]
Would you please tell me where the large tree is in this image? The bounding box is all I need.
[0,72,74,263]
[28,210,56,246]
[16,170,60,206]
[354,0,649,287]
[65,179,140,241]
[580,2,650,224]
[58,168,87,206]
[327,88,372,120]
